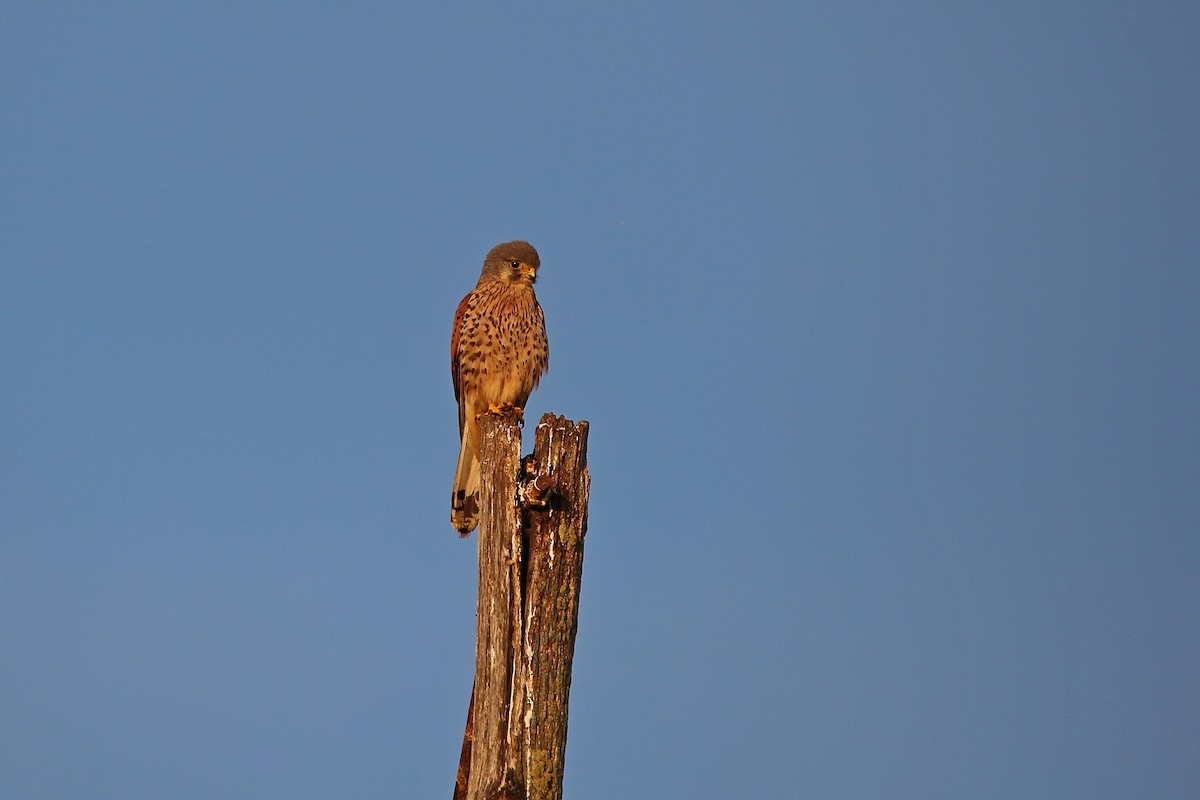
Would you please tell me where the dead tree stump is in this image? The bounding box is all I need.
[455,412,590,800]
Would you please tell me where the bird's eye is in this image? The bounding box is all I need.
[510,260,521,269]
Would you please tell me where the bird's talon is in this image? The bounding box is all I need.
[487,402,525,420]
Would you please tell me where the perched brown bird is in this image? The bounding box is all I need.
[450,241,549,535]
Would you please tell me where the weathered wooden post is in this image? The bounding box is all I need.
[454,411,591,800]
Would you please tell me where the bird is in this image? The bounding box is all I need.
[450,240,549,535]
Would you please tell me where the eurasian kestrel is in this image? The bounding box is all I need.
[450,240,549,535]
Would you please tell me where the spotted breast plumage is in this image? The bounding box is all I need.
[450,240,549,535]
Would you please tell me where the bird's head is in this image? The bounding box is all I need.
[481,240,541,285]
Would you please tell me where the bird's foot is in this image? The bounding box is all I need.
[487,403,525,424]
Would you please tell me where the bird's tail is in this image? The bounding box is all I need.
[450,429,480,536]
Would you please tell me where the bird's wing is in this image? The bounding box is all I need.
[451,292,472,434]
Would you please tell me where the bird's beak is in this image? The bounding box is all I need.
[523,266,537,282]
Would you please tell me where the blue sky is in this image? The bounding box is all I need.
[3,2,1198,798]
